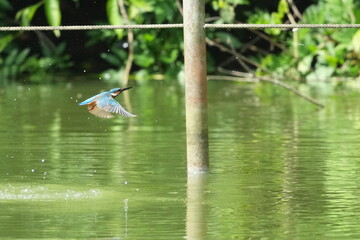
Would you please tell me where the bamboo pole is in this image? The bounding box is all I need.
[183,0,209,173]
[186,173,208,239]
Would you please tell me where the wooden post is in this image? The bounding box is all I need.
[183,0,209,173]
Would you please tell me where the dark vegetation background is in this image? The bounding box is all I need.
[1,0,359,84]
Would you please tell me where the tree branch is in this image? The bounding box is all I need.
[118,0,134,86]
[286,0,303,20]
[206,37,263,70]
[208,74,324,108]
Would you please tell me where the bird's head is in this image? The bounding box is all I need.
[109,87,132,97]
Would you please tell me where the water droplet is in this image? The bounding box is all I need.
[104,73,111,80]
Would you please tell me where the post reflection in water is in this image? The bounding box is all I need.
[186,173,208,240]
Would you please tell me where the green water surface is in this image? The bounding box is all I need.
[1,79,360,239]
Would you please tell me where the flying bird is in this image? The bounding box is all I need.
[79,87,136,118]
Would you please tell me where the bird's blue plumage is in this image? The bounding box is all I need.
[79,88,136,118]
[79,92,107,105]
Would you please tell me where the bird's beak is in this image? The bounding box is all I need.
[121,87,132,92]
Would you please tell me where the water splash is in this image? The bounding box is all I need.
[0,184,102,201]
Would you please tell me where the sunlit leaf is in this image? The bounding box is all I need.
[220,5,235,23]
[106,0,124,39]
[15,2,43,26]
[277,0,289,16]
[351,29,360,53]
[297,56,313,74]
[44,0,61,37]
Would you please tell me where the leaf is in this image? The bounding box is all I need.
[100,52,122,66]
[351,29,360,53]
[4,49,18,65]
[306,65,335,81]
[15,2,43,26]
[160,49,178,63]
[214,32,242,48]
[44,0,61,37]
[134,53,154,67]
[54,42,66,56]
[106,0,124,39]
[15,48,30,65]
[0,0,12,11]
[220,5,235,23]
[277,0,289,16]
[297,56,313,74]
[0,34,14,53]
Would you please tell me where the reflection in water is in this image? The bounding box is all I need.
[186,173,208,240]
[1,80,360,239]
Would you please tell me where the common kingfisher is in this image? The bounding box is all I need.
[79,87,136,118]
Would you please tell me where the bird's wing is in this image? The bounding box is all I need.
[79,92,105,105]
[89,106,114,119]
[96,95,136,117]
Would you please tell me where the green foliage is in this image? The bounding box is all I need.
[0,0,71,83]
[248,0,289,35]
[0,48,30,81]
[0,0,12,20]
[14,0,62,37]
[260,0,360,81]
[88,0,183,80]
[1,0,360,84]
[211,0,249,23]
[0,41,73,83]
[0,34,14,53]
